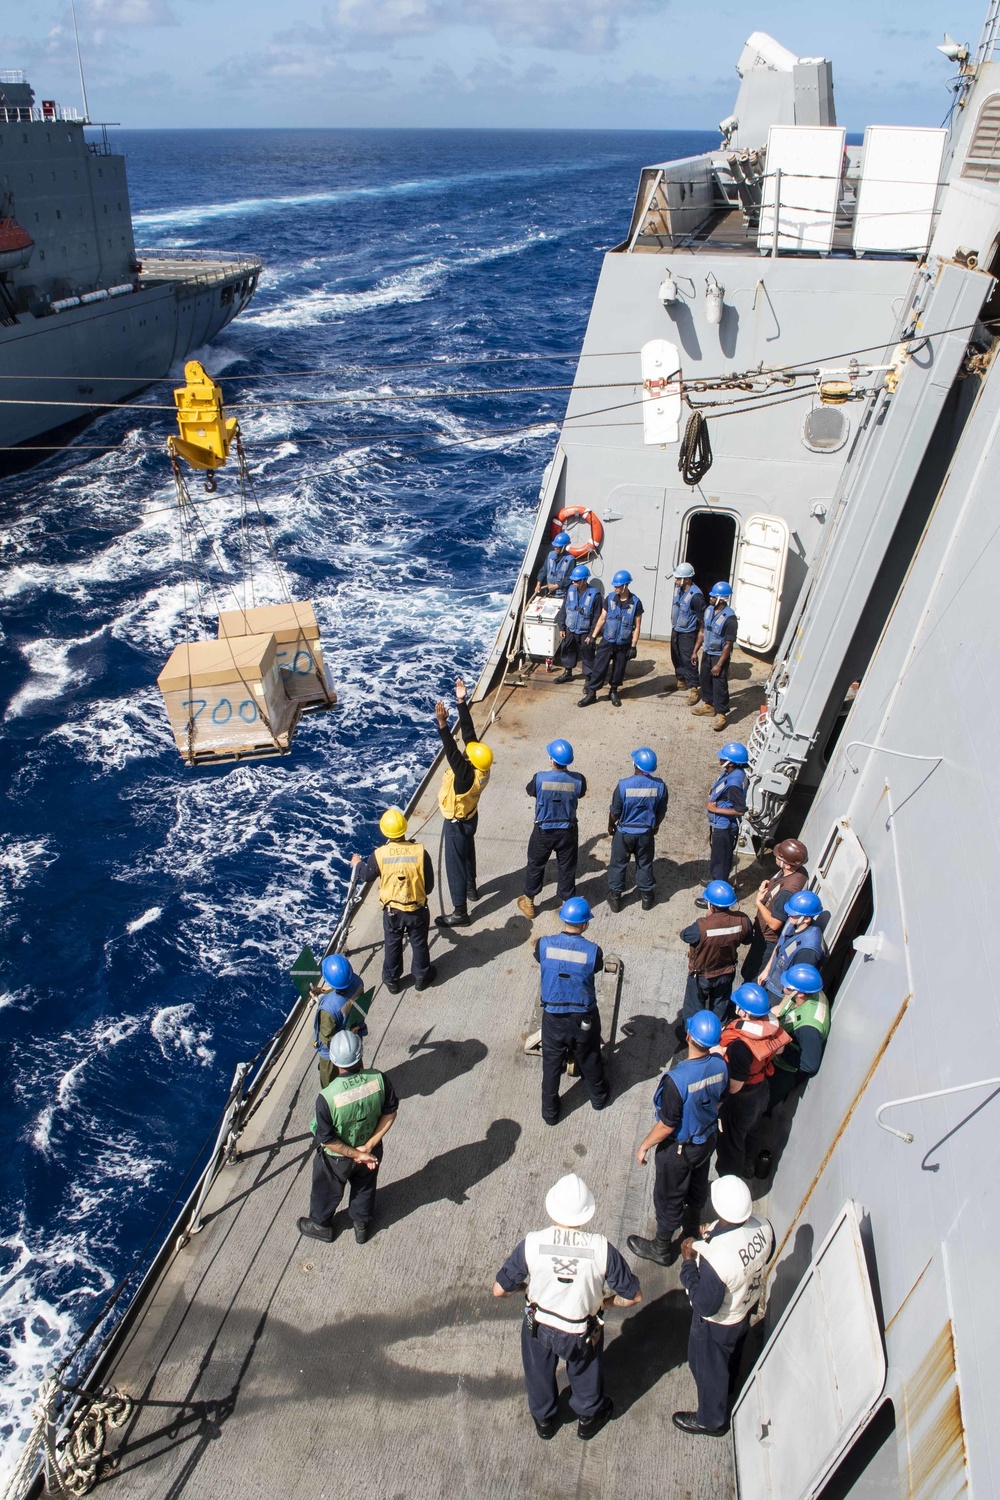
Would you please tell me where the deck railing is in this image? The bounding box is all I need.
[135,248,263,290]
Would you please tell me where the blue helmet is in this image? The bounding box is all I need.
[785,890,822,919]
[686,1010,722,1047]
[718,741,749,766]
[560,897,592,925]
[784,963,823,994]
[732,982,771,1017]
[704,880,736,908]
[710,581,733,599]
[632,746,657,774]
[552,531,571,549]
[612,569,633,587]
[321,954,355,991]
[546,738,574,766]
[570,564,590,582]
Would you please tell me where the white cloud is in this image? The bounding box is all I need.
[84,0,180,25]
[211,44,391,89]
[289,0,664,54]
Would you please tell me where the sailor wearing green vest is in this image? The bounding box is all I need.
[298,1029,399,1245]
[751,963,830,1180]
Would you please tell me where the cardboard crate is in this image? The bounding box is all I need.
[157,633,299,764]
[216,601,335,707]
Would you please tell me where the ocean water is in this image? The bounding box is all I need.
[0,125,715,1472]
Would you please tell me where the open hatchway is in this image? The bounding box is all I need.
[684,509,739,601]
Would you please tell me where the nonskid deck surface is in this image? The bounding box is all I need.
[101,642,769,1500]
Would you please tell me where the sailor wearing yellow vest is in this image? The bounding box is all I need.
[675,1176,773,1436]
[492,1174,641,1442]
[434,676,493,929]
[352,808,436,994]
[298,1029,399,1245]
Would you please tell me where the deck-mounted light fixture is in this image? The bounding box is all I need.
[658,270,680,306]
[705,273,724,326]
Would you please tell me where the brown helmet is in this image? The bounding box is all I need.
[774,838,808,867]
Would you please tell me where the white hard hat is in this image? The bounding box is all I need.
[673,562,696,578]
[710,1175,753,1225]
[545,1172,596,1228]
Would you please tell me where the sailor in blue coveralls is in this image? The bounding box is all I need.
[493,1173,641,1442]
[554,564,602,684]
[758,889,826,1002]
[701,741,749,889]
[535,531,576,596]
[578,571,643,709]
[314,953,371,1088]
[534,898,610,1125]
[627,1010,728,1266]
[517,738,586,920]
[692,582,738,730]
[666,562,705,695]
[606,747,668,913]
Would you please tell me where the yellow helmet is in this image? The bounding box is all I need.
[466,741,493,771]
[379,807,408,840]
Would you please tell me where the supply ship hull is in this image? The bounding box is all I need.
[0,72,260,453]
[10,19,1000,1500]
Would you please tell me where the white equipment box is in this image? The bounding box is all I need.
[522,595,563,659]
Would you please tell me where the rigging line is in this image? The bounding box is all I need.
[0,351,643,383]
[236,431,294,606]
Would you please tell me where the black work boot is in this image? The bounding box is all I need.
[627,1232,677,1266]
[578,1398,614,1440]
[609,688,622,707]
[607,891,622,913]
[552,669,573,684]
[435,910,470,928]
[533,1415,558,1440]
[641,890,655,911]
[577,691,598,707]
[466,882,479,904]
[297,1217,334,1242]
[353,1221,370,1244]
[414,964,437,992]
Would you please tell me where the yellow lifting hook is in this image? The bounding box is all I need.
[168,359,239,491]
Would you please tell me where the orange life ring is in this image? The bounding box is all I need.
[551,505,605,558]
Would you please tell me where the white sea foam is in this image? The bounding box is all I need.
[248,234,548,330]
[131,162,585,232]
[149,1005,215,1067]
[0,1228,115,1484]
[126,906,163,935]
[4,632,104,719]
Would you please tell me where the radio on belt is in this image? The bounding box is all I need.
[522,596,563,659]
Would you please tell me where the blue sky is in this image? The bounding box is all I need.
[1,0,990,129]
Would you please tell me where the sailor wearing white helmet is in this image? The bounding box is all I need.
[492,1173,641,1442]
[664,561,705,697]
[673,1176,774,1437]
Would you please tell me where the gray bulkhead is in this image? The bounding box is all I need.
[558,251,917,642]
[757,294,1000,1500]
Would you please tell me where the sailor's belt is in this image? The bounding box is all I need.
[384,901,425,912]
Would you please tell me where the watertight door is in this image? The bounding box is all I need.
[598,484,666,631]
[732,1200,886,1500]
[733,514,789,651]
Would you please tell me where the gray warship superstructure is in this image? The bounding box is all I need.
[0,70,260,452]
[7,16,1000,1500]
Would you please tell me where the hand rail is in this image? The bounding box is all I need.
[875,1077,1000,1142]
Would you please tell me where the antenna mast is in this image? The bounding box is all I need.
[69,0,91,123]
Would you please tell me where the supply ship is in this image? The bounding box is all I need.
[0,69,260,454]
[7,15,1000,1500]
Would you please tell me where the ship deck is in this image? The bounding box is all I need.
[97,640,770,1500]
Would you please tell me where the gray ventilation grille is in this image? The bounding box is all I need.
[802,407,850,453]
[963,94,1000,181]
